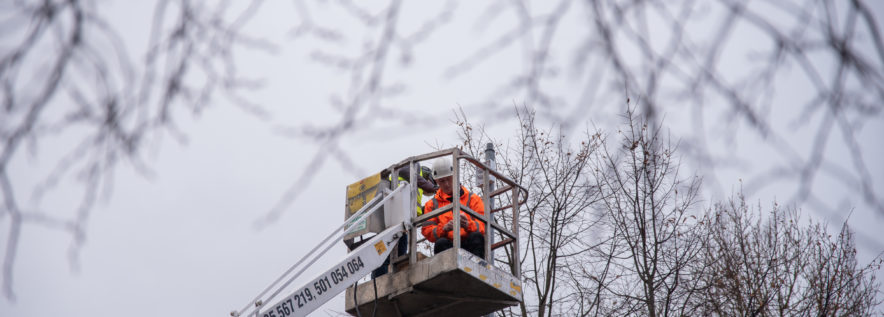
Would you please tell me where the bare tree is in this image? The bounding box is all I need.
[504,109,603,317]
[449,103,883,316]
[589,108,705,317]
[701,192,883,315]
[453,107,606,317]
[701,193,812,315]
[803,222,882,315]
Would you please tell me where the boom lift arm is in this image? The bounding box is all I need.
[261,223,406,317]
[233,184,411,317]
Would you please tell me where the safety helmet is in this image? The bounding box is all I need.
[432,157,454,179]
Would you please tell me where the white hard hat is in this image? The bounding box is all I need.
[432,157,454,179]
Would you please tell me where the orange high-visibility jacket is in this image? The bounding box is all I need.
[421,186,485,243]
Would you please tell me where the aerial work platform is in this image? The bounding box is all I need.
[345,248,522,317]
[232,147,526,317]
[343,148,526,317]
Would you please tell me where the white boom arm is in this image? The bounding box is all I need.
[259,223,406,317]
[234,183,413,317]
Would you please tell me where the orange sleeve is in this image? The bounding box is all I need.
[470,194,485,235]
[421,201,442,242]
[460,211,476,235]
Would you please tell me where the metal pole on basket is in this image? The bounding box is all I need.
[484,144,496,260]
[484,143,496,317]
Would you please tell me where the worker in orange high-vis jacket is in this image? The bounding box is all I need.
[421,158,486,258]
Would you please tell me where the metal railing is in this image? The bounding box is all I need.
[383,148,527,276]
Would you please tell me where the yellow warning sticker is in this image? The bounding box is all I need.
[510,281,521,292]
[493,283,501,288]
[479,274,487,281]
[374,242,387,255]
[464,267,472,273]
[346,173,381,215]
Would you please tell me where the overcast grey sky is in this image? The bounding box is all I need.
[2,1,884,316]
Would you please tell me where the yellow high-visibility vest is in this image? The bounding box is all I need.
[394,168,426,216]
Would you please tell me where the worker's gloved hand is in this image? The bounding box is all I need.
[417,177,437,193]
[460,214,470,229]
[443,221,454,232]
